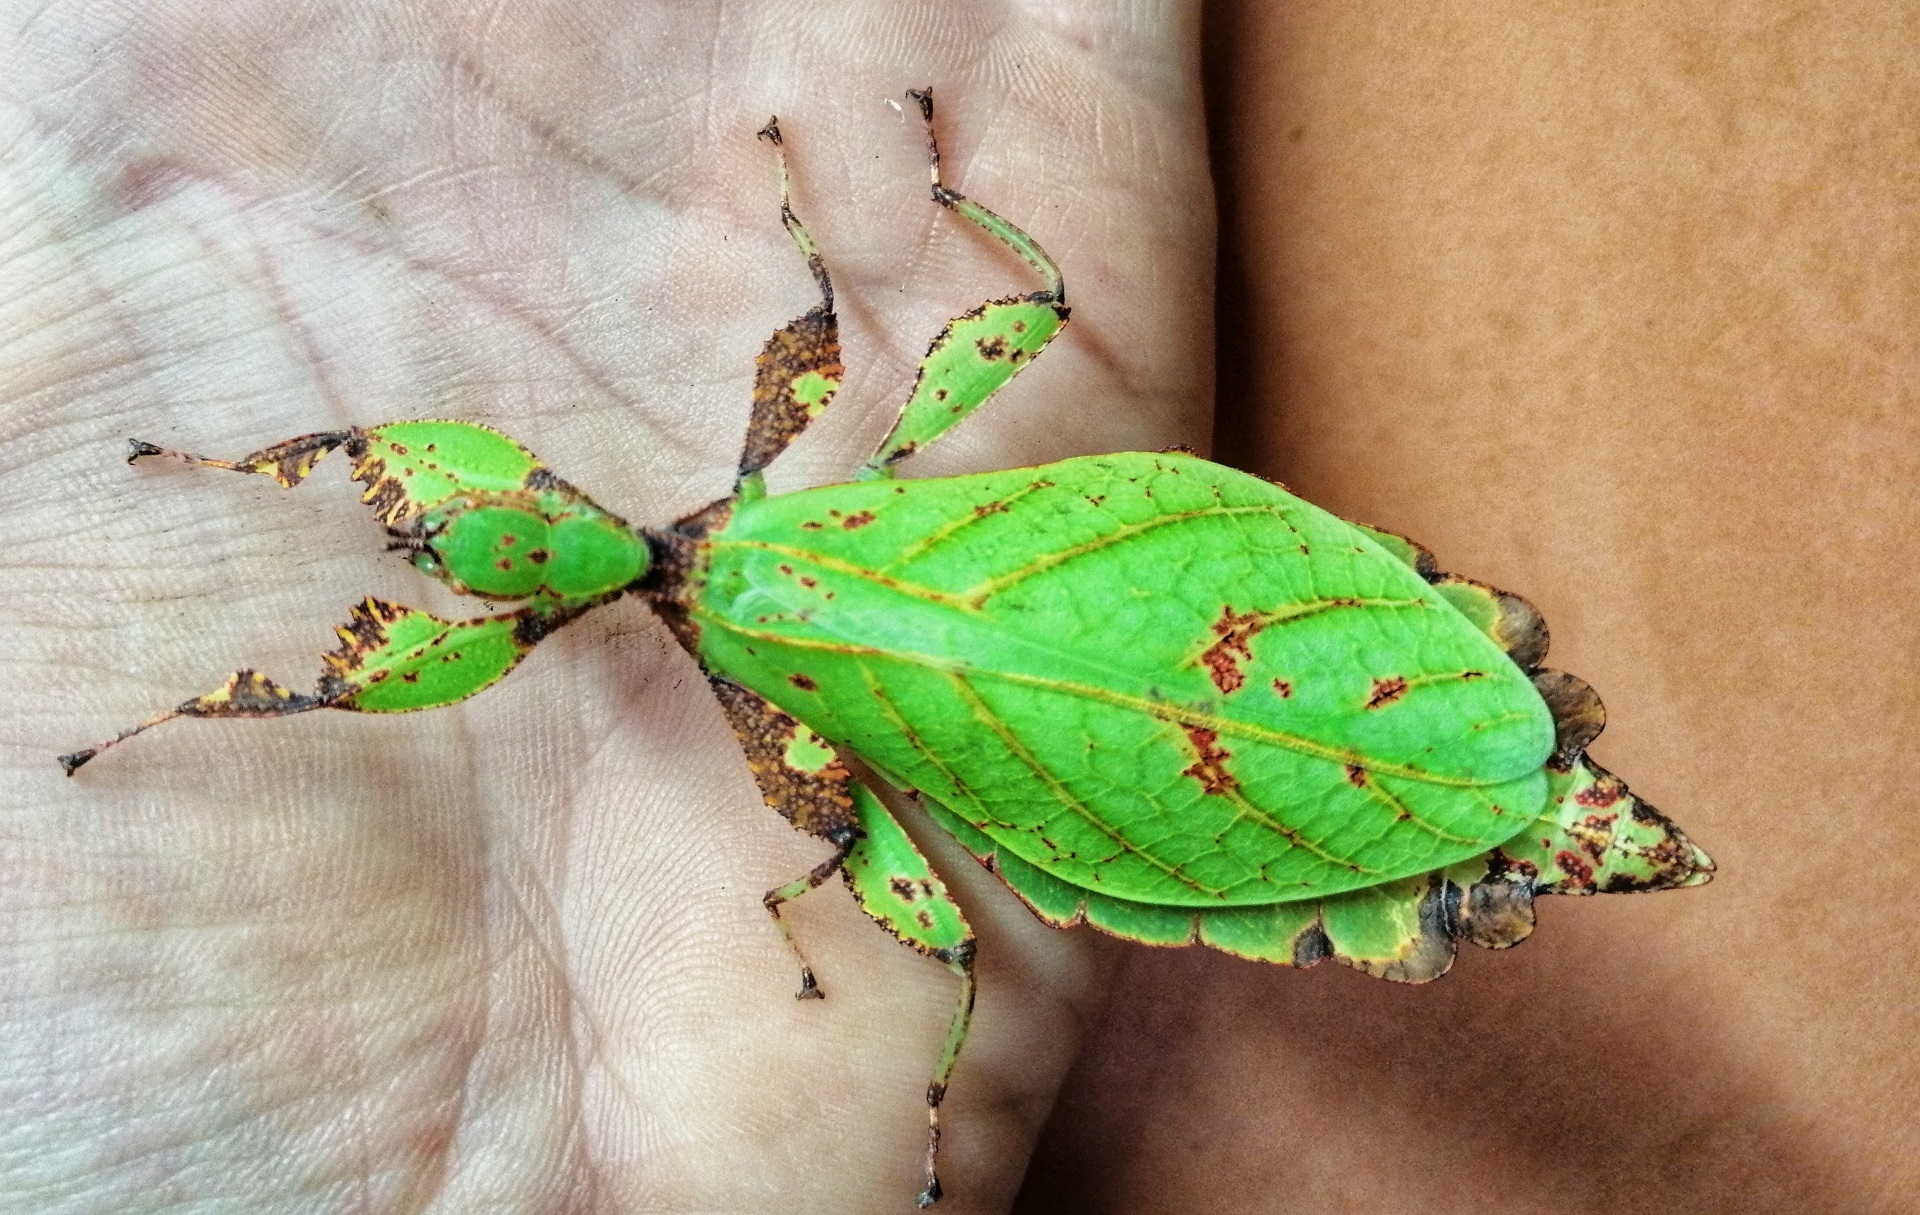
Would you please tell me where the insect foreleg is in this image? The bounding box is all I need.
[60,598,575,774]
[127,430,352,489]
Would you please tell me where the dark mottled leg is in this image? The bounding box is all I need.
[737,119,842,497]
[708,676,863,995]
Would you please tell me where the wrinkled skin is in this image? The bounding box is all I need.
[0,4,1208,1212]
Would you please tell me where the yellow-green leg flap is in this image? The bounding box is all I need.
[842,782,975,1208]
[859,89,1068,479]
[705,677,871,998]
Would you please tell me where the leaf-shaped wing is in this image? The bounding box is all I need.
[692,452,1556,906]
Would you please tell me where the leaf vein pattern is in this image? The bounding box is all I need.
[941,671,1225,898]
[695,609,1508,788]
[1214,782,1379,876]
[963,504,1289,605]
[1350,771,1480,846]
[1181,597,1432,671]
[879,478,1057,572]
[854,661,1004,827]
[709,540,973,610]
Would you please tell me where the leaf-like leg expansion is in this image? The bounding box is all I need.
[859,88,1070,479]
[736,119,843,498]
[706,676,864,994]
[56,671,325,776]
[127,431,352,488]
[60,598,583,773]
[840,782,975,1208]
[130,421,585,533]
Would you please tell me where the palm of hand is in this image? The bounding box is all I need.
[1,3,1213,1211]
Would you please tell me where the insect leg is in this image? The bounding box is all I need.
[59,598,581,774]
[761,838,857,1000]
[859,88,1070,479]
[840,782,976,1208]
[734,119,843,500]
[126,430,353,488]
[706,676,864,996]
[702,678,978,1200]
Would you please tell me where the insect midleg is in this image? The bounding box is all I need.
[762,837,857,1000]
[703,675,978,1201]
[858,88,1070,480]
[59,598,568,774]
[705,676,865,995]
[733,118,843,502]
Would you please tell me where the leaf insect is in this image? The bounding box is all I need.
[62,89,1712,1208]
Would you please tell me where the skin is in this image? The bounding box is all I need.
[0,3,1207,1213]
[7,5,1911,1215]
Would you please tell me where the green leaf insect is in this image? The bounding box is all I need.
[61,90,1713,1208]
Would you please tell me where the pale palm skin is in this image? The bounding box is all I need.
[0,3,1211,1213]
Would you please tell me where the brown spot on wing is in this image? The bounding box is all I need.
[1574,776,1624,808]
[1365,676,1409,710]
[1571,813,1620,863]
[1180,726,1239,795]
[1200,606,1266,695]
[1554,849,1596,891]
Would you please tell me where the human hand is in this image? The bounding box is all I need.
[1,3,1212,1211]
